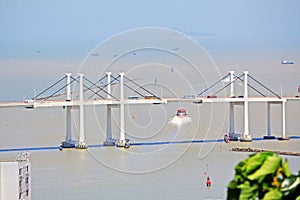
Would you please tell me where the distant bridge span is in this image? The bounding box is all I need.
[0,71,299,148]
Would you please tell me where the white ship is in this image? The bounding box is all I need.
[176,107,188,117]
[281,60,294,64]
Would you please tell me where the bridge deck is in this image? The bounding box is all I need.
[0,97,298,108]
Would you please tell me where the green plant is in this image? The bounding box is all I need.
[227,152,300,200]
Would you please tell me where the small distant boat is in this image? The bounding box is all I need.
[91,53,99,56]
[176,107,188,117]
[281,60,294,64]
[224,133,230,143]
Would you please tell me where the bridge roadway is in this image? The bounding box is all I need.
[0,96,298,108]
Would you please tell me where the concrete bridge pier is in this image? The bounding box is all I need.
[228,102,240,141]
[76,73,88,149]
[263,102,276,139]
[103,72,130,147]
[115,72,130,148]
[228,71,240,141]
[60,73,87,149]
[278,100,289,140]
[60,73,76,149]
[60,106,77,149]
[240,71,252,142]
[103,72,116,146]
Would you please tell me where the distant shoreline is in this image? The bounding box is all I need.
[230,147,300,156]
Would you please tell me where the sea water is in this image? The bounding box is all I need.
[0,103,299,199]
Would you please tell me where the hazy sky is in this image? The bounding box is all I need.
[0,0,299,100]
[1,0,299,54]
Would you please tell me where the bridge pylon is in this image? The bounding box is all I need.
[102,72,130,148]
[103,72,116,146]
[76,73,87,149]
[228,71,240,141]
[60,73,87,150]
[240,71,252,142]
[60,106,76,150]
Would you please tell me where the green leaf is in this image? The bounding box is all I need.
[235,159,247,174]
[263,189,282,200]
[227,180,238,189]
[282,158,291,177]
[234,174,245,183]
[245,153,269,174]
[238,181,258,200]
[248,155,282,181]
[227,186,240,200]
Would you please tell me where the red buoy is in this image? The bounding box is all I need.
[206,176,212,187]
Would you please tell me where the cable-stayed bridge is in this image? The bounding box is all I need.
[0,71,299,149]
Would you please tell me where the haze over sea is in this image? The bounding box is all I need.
[0,1,299,199]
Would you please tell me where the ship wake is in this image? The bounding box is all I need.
[167,116,193,128]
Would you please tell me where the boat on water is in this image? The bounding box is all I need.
[281,60,294,64]
[176,107,188,117]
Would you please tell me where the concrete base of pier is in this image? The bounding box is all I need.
[229,133,240,141]
[103,138,116,146]
[59,140,76,150]
[240,135,252,142]
[263,135,276,139]
[116,139,131,148]
[75,141,88,149]
[278,137,290,141]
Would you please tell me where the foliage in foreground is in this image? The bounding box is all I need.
[227,152,300,200]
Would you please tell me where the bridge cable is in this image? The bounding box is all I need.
[83,75,107,94]
[235,75,266,97]
[90,75,142,99]
[43,76,78,100]
[123,82,146,98]
[212,74,245,96]
[70,76,105,99]
[88,75,120,100]
[198,74,230,96]
[248,74,281,98]
[83,76,118,100]
[33,76,65,100]
[54,76,106,100]
[124,76,161,100]
[82,77,106,99]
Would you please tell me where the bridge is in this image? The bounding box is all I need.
[0,71,299,149]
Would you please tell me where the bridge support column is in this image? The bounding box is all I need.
[106,72,112,100]
[66,106,72,141]
[76,73,87,149]
[240,71,252,142]
[229,71,235,97]
[278,100,289,140]
[263,102,275,139]
[60,106,76,149]
[60,73,77,150]
[66,73,72,101]
[229,103,234,134]
[227,71,239,141]
[116,72,130,148]
[228,103,239,141]
[267,102,271,136]
[103,104,117,146]
[103,72,117,146]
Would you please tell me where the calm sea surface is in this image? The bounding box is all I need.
[0,100,299,199]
